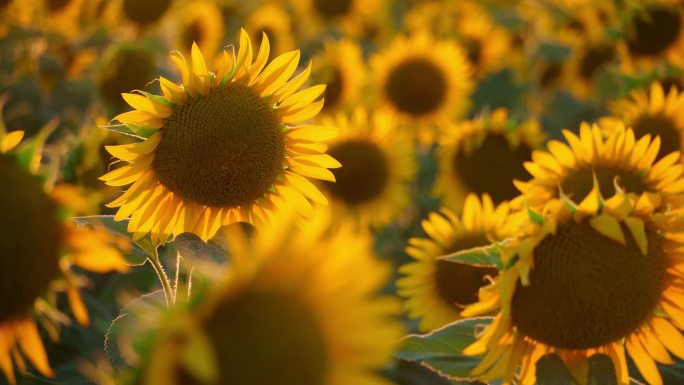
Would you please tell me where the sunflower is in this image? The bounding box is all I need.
[371,32,473,142]
[39,0,83,37]
[0,124,128,384]
[101,30,340,244]
[0,0,34,37]
[434,108,544,212]
[311,39,366,117]
[172,0,224,61]
[245,3,295,57]
[560,38,618,100]
[318,109,416,228]
[97,43,159,111]
[460,187,684,385]
[140,209,402,385]
[618,1,684,72]
[289,0,383,38]
[602,81,684,162]
[397,194,514,332]
[97,0,175,35]
[516,121,684,213]
[453,2,512,79]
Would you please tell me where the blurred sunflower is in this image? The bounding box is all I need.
[97,43,158,111]
[515,122,684,213]
[453,2,511,79]
[434,108,543,212]
[141,210,402,385]
[0,0,34,37]
[39,0,83,37]
[290,0,383,37]
[245,3,295,57]
[461,190,684,385]
[618,2,684,71]
[0,120,128,384]
[98,0,174,34]
[371,32,473,143]
[319,109,416,228]
[603,82,684,161]
[561,39,618,100]
[173,0,224,60]
[397,194,513,332]
[312,39,366,117]
[101,30,340,243]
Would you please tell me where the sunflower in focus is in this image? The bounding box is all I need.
[0,121,128,384]
[397,194,513,332]
[371,32,473,143]
[318,109,416,228]
[618,1,684,71]
[245,3,295,57]
[461,190,684,385]
[602,82,684,162]
[434,108,543,212]
[101,30,340,243]
[172,0,224,61]
[290,0,383,38]
[517,121,684,216]
[140,209,402,385]
[312,39,366,117]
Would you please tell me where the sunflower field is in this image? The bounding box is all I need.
[3,0,684,384]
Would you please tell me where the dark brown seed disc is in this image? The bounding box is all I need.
[0,0,11,10]
[632,113,681,161]
[0,157,61,323]
[313,0,352,18]
[434,234,498,307]
[122,0,172,26]
[627,7,682,57]
[385,58,448,117]
[152,83,284,208]
[99,48,156,109]
[511,221,667,349]
[181,21,204,53]
[579,45,615,80]
[561,166,649,202]
[453,134,532,204]
[191,290,328,385]
[45,0,70,12]
[325,139,389,204]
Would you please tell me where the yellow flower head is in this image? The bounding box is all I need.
[461,190,684,385]
[245,3,295,57]
[289,0,384,38]
[516,120,684,214]
[435,108,544,212]
[0,116,128,384]
[397,194,516,332]
[172,0,224,61]
[101,30,340,244]
[141,209,402,385]
[311,39,366,117]
[603,81,684,162]
[617,1,684,72]
[318,108,416,228]
[371,32,474,143]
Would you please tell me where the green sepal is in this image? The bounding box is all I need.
[395,317,494,381]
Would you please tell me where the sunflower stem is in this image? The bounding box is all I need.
[148,249,174,307]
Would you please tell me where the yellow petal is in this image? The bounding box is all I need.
[589,214,625,245]
[0,130,24,153]
[15,320,53,377]
[626,334,663,385]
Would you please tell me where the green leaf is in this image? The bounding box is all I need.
[73,215,155,265]
[536,354,575,385]
[439,244,502,270]
[174,233,227,265]
[102,123,143,139]
[395,317,493,380]
[105,290,167,369]
[587,354,617,385]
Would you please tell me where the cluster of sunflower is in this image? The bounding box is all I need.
[3,0,684,384]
